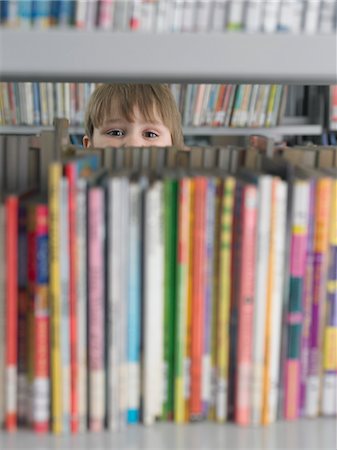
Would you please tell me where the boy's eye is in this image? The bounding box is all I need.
[144,131,159,139]
[106,129,125,137]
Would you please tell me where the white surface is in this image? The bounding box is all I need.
[0,419,335,449]
[0,31,336,84]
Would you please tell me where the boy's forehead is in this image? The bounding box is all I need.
[102,105,163,125]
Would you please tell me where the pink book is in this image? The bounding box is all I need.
[98,0,114,29]
[88,187,106,432]
[235,184,258,426]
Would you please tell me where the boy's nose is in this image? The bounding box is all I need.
[125,135,146,147]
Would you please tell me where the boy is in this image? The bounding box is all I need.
[83,83,184,149]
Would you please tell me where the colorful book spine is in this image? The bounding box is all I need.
[235,183,258,426]
[190,177,207,419]
[162,179,178,421]
[202,177,217,418]
[64,163,79,433]
[174,178,192,423]
[251,175,272,425]
[88,186,106,432]
[284,180,310,420]
[0,204,5,428]
[33,204,50,433]
[216,176,235,423]
[76,178,87,432]
[17,205,28,426]
[60,177,70,433]
[321,177,337,415]
[5,195,19,431]
[306,178,332,417]
[127,182,141,424]
[48,163,62,434]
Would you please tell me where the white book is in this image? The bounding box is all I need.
[303,0,321,34]
[291,0,306,33]
[262,0,281,33]
[172,0,185,32]
[227,0,245,29]
[195,0,212,32]
[113,0,132,31]
[0,204,5,427]
[247,84,260,127]
[200,84,212,125]
[143,181,165,425]
[278,0,297,32]
[47,82,54,126]
[211,0,228,31]
[139,0,157,31]
[319,0,336,33]
[63,82,71,122]
[268,179,288,423]
[245,0,264,33]
[251,175,272,425]
[26,82,34,126]
[182,0,196,32]
[76,178,88,432]
[98,0,115,30]
[60,177,71,433]
[75,0,88,28]
[156,0,167,31]
[85,0,99,29]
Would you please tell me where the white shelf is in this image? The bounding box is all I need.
[0,124,323,138]
[0,419,335,450]
[0,30,336,84]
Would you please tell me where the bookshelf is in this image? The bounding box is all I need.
[0,30,336,84]
[0,419,335,450]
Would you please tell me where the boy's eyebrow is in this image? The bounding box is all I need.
[101,118,164,127]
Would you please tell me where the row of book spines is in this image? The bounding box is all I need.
[1,1,336,34]
[0,82,285,129]
[1,167,334,430]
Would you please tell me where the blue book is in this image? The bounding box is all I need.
[32,0,50,27]
[32,82,41,126]
[18,0,33,27]
[0,0,9,23]
[59,0,75,26]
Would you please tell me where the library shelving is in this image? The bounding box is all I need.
[0,30,336,84]
[0,419,335,450]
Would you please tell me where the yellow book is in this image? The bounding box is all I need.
[216,177,235,423]
[48,163,62,434]
[265,85,277,128]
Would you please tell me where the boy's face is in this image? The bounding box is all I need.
[83,106,172,148]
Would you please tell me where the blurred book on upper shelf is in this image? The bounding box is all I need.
[0,0,336,35]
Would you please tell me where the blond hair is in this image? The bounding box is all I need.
[84,83,184,148]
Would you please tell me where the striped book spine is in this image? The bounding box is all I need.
[48,163,62,434]
[88,187,106,432]
[284,180,310,420]
[321,177,337,415]
[216,176,235,423]
[5,195,19,431]
[306,178,332,417]
[235,183,258,426]
[174,178,192,423]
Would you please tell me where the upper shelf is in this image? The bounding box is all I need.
[0,30,336,84]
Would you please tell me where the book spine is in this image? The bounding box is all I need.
[306,178,332,417]
[48,163,62,434]
[98,0,114,29]
[216,176,235,423]
[174,178,192,423]
[76,178,87,432]
[88,187,106,432]
[321,178,337,415]
[284,180,310,420]
[202,178,217,418]
[235,184,258,426]
[190,177,207,419]
[211,0,228,31]
[245,0,263,33]
[64,163,79,433]
[33,205,50,433]
[251,175,272,425]
[299,180,316,415]
[32,0,50,28]
[0,204,5,428]
[60,177,71,433]
[127,183,141,424]
[162,179,178,421]
[17,205,28,426]
[5,195,18,431]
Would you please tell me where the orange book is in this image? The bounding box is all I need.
[5,195,19,431]
[212,85,227,127]
[189,177,207,419]
[235,183,258,426]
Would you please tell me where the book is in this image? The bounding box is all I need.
[0,203,5,427]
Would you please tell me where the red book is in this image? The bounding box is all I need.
[64,163,79,433]
[5,195,19,431]
[189,177,207,419]
[235,183,258,426]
